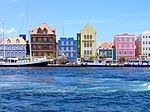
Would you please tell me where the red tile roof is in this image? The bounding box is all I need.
[31,23,55,34]
[99,42,113,49]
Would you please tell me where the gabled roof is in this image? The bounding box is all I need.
[0,37,26,44]
[99,42,113,49]
[80,23,96,33]
[31,23,55,34]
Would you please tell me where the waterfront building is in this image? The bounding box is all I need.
[97,42,113,61]
[31,23,57,58]
[114,33,135,61]
[58,37,77,61]
[135,30,150,59]
[0,37,26,59]
[77,23,96,61]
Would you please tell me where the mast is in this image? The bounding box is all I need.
[2,23,5,59]
[27,7,32,62]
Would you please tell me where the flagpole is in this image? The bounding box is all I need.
[2,23,5,59]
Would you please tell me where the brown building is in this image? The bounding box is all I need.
[31,23,56,58]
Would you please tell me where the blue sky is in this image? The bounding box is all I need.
[0,0,150,46]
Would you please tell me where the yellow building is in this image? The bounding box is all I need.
[77,23,96,61]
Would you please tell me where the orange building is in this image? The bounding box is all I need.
[31,23,56,58]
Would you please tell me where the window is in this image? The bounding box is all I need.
[38,38,42,42]
[84,43,86,47]
[50,38,53,43]
[87,43,89,47]
[16,39,20,43]
[143,47,145,50]
[119,51,121,55]
[66,47,68,51]
[84,50,86,55]
[90,35,92,39]
[71,41,73,45]
[130,38,132,42]
[66,41,68,45]
[43,28,48,34]
[124,44,127,48]
[49,45,52,50]
[124,51,127,55]
[37,28,42,34]
[87,50,89,55]
[146,41,147,44]
[62,41,64,45]
[143,41,145,44]
[118,38,121,42]
[87,35,89,39]
[143,36,145,38]
[90,43,92,47]
[71,53,73,57]
[66,53,68,57]
[130,51,132,55]
[43,38,47,42]
[124,38,126,42]
[61,47,64,51]
[7,39,11,43]
[130,44,132,48]
[90,50,92,55]
[33,38,36,42]
[71,47,73,51]
[146,47,147,50]
[84,35,86,40]
[118,44,121,48]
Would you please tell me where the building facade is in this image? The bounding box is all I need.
[31,23,56,58]
[98,42,113,60]
[135,30,150,59]
[58,37,76,61]
[114,33,135,61]
[0,37,26,59]
[77,23,96,61]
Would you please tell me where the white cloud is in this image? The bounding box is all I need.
[0,28,16,34]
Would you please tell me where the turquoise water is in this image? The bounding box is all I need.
[0,67,150,111]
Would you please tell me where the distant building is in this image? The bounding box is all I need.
[19,34,26,41]
[97,42,113,61]
[135,30,150,59]
[77,23,96,61]
[31,23,56,58]
[0,37,26,59]
[114,33,135,61]
[58,37,77,61]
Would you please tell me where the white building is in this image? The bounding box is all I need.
[136,30,150,59]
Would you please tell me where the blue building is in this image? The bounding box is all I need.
[58,37,77,61]
[0,37,27,59]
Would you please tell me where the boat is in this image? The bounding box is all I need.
[124,60,150,67]
[80,59,124,67]
[0,11,49,67]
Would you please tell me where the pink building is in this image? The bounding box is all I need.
[114,33,135,61]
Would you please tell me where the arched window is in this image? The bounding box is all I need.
[37,28,42,34]
[43,28,48,34]
[11,52,14,57]
[16,39,20,43]
[7,39,11,43]
[15,52,18,57]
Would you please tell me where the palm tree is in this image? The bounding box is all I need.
[118,56,126,63]
[89,55,95,61]
[60,52,66,64]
